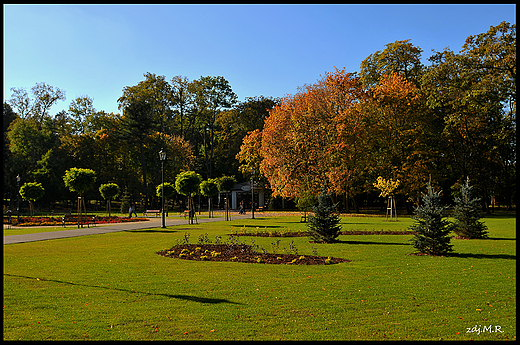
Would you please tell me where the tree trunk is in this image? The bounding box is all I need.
[139,141,148,209]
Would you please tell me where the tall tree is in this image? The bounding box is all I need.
[8,82,66,126]
[68,96,95,134]
[360,39,425,89]
[260,68,365,200]
[189,76,237,178]
[215,96,278,178]
[118,72,172,133]
[115,98,158,208]
[169,75,193,139]
[422,22,516,211]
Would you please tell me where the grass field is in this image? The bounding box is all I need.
[3,213,516,340]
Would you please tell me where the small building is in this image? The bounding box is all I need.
[219,181,265,210]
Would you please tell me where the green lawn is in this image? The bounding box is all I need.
[3,213,516,340]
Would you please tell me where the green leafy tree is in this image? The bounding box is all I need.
[115,98,158,208]
[175,171,202,224]
[422,22,516,212]
[156,182,177,216]
[99,183,120,217]
[19,182,45,216]
[63,168,97,217]
[200,179,219,218]
[8,82,66,126]
[409,183,454,255]
[360,39,425,88]
[63,168,97,196]
[189,76,237,178]
[296,189,316,223]
[68,96,95,134]
[307,188,342,243]
[215,175,237,221]
[215,96,278,178]
[452,179,488,239]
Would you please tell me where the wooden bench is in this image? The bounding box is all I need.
[52,210,72,216]
[62,214,97,227]
[145,210,161,217]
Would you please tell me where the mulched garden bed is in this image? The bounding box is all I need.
[157,244,351,265]
[232,230,416,237]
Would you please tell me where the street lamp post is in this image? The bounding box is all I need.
[159,149,167,228]
[251,168,255,219]
[16,175,20,220]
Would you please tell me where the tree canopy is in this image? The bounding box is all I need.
[4,22,515,214]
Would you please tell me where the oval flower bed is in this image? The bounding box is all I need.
[157,244,351,265]
[7,216,148,226]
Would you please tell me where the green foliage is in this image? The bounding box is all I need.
[99,183,120,217]
[215,175,236,192]
[452,180,488,239]
[19,182,45,216]
[409,183,454,255]
[199,179,219,197]
[296,189,316,223]
[120,186,131,214]
[62,167,96,196]
[360,39,424,88]
[156,182,176,199]
[307,188,342,243]
[99,183,120,201]
[175,171,202,198]
[19,182,45,202]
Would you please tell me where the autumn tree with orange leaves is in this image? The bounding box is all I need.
[258,68,366,200]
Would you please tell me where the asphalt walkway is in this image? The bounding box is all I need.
[3,214,257,245]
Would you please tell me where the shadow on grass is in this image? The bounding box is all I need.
[448,253,516,260]
[4,274,242,305]
[123,229,181,234]
[484,237,516,241]
[335,239,410,246]
[233,224,283,229]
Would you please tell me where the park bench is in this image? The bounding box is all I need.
[145,209,161,217]
[52,210,72,216]
[62,214,97,227]
[182,210,191,219]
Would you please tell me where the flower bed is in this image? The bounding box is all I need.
[157,244,351,265]
[230,226,416,237]
[6,216,148,226]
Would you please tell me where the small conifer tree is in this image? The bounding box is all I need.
[453,179,488,239]
[307,188,342,243]
[120,187,131,215]
[409,183,454,255]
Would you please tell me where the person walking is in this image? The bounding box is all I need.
[129,202,138,218]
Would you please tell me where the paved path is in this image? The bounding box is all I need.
[3,214,257,245]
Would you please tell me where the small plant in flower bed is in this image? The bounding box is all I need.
[157,233,350,265]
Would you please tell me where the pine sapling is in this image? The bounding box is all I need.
[409,183,454,255]
[453,179,488,239]
[307,188,342,243]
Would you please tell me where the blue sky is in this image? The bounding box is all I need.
[3,4,516,115]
